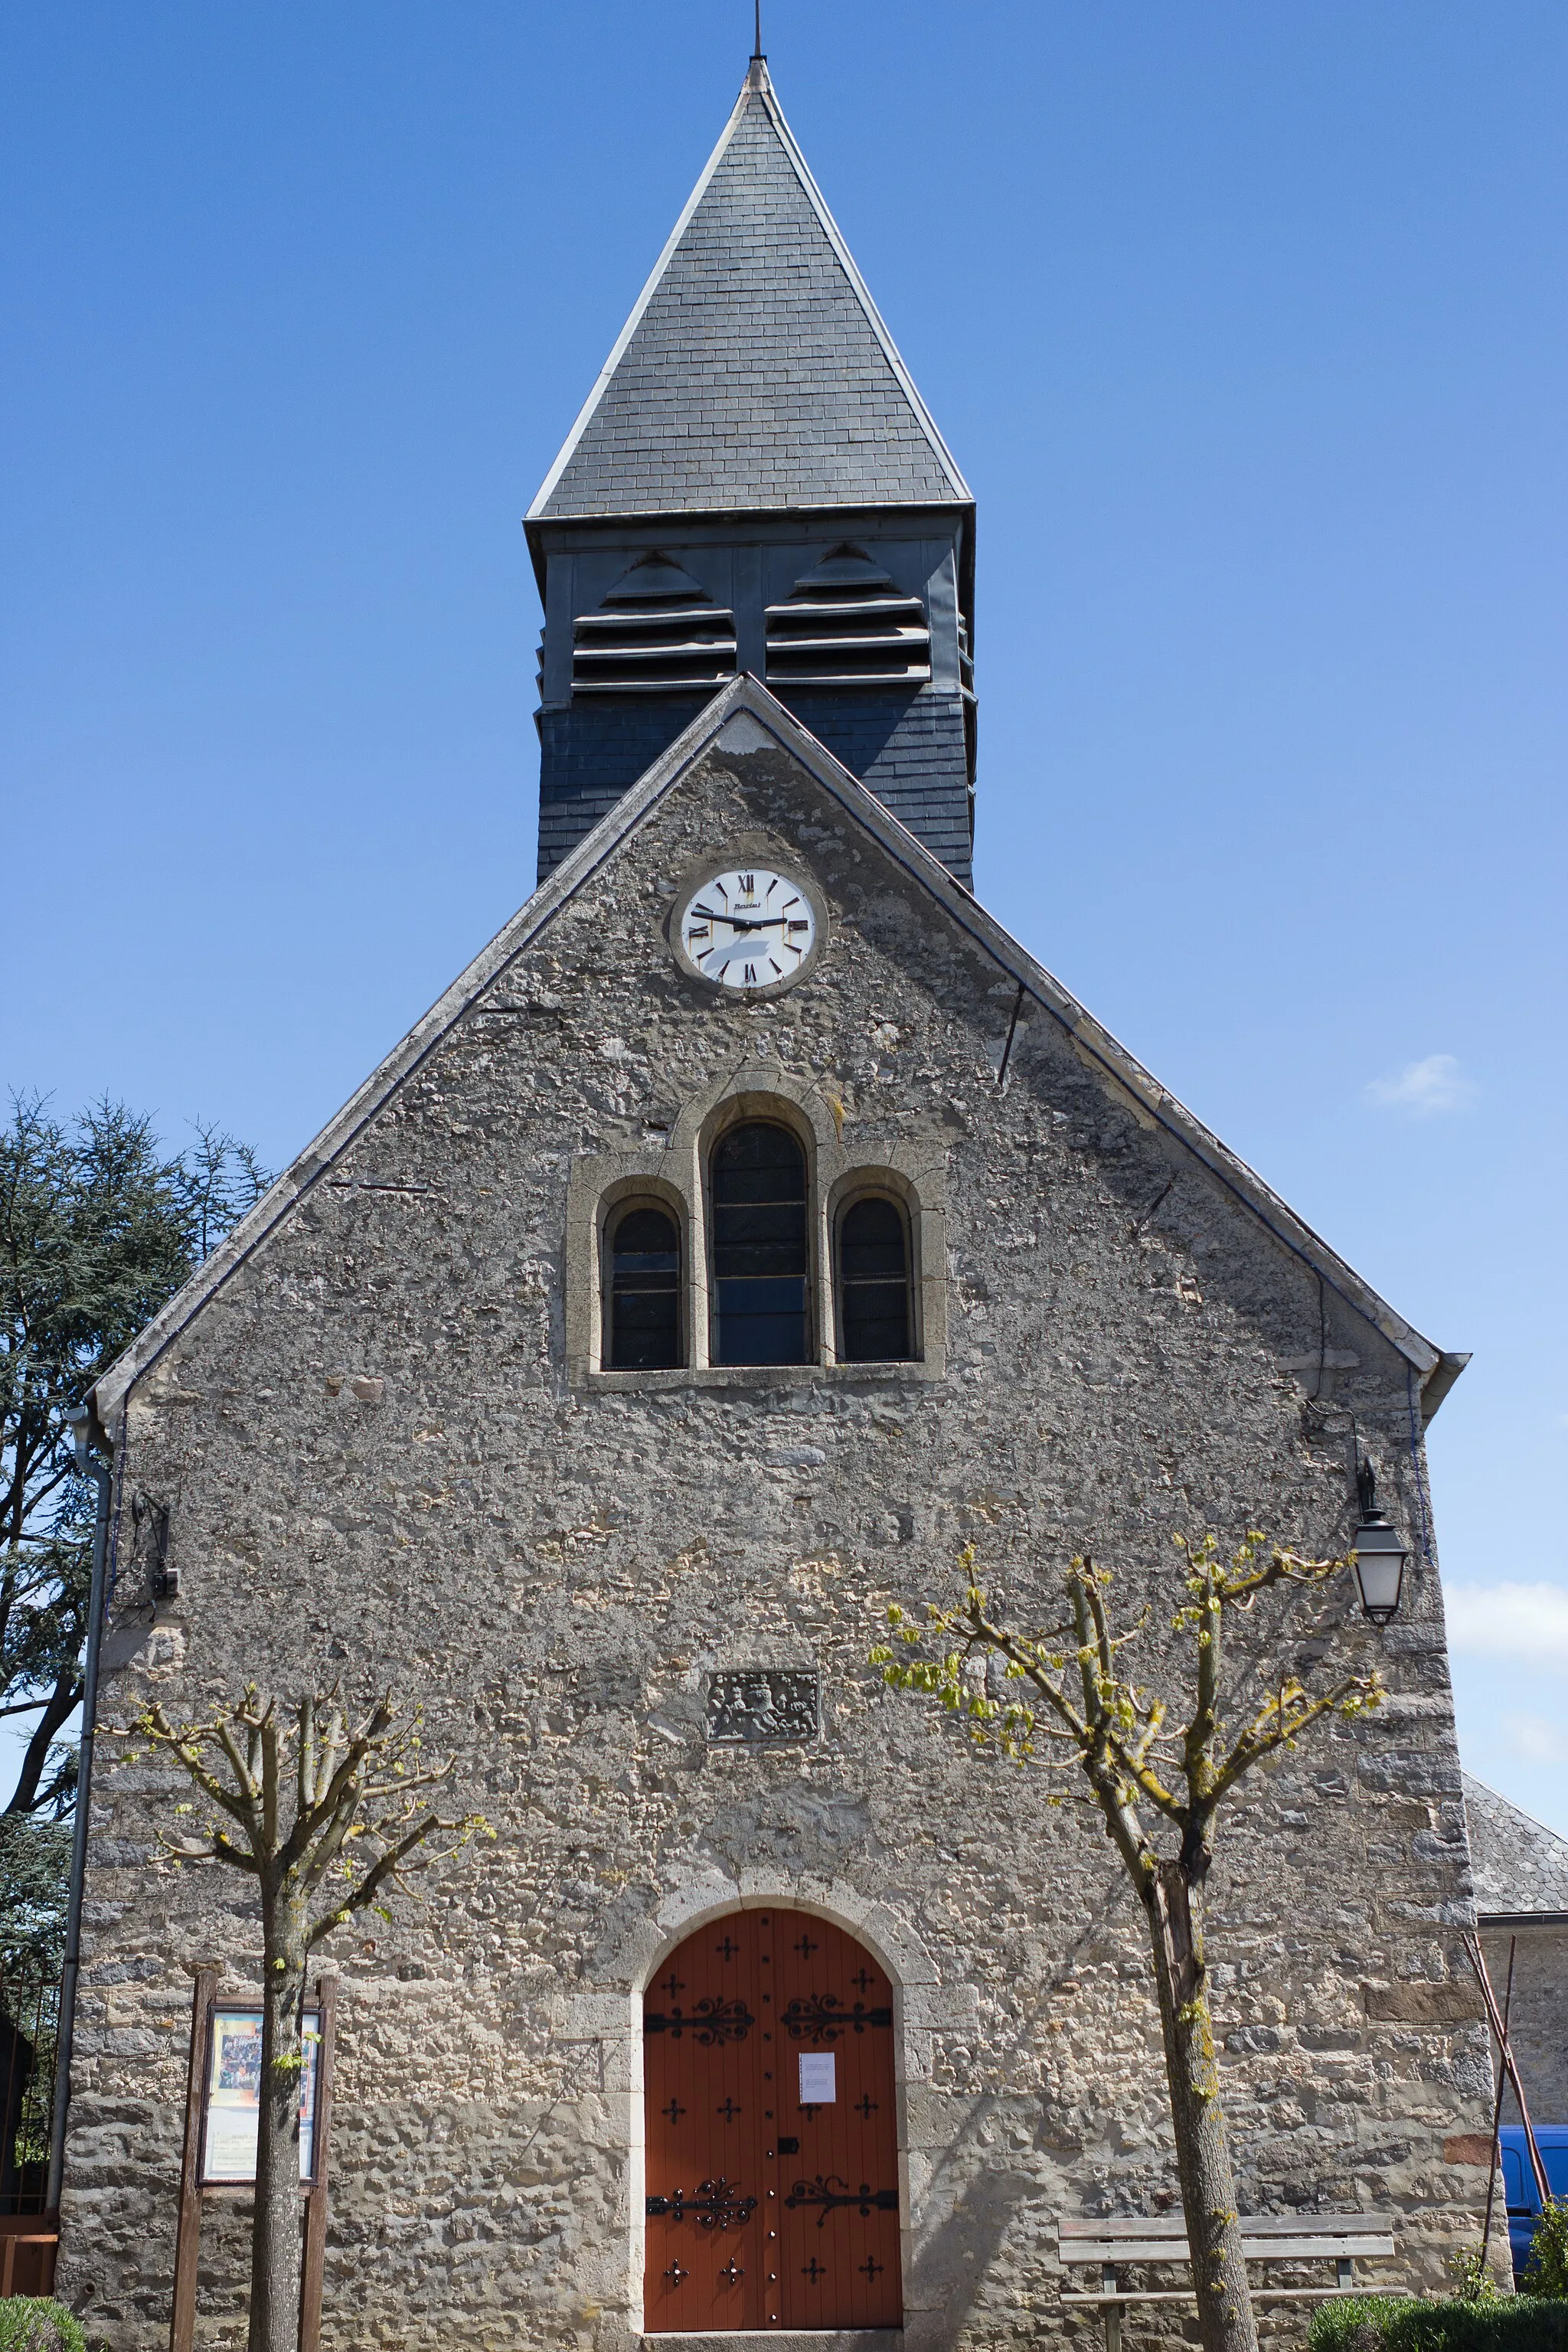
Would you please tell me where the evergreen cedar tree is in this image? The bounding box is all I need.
[0,1099,265,1951]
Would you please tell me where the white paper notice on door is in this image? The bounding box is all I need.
[799,2051,836,2103]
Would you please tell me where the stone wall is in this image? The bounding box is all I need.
[60,722,1490,2352]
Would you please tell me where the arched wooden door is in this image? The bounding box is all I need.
[643,1909,902,2332]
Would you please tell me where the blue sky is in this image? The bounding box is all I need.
[3,4,1565,1833]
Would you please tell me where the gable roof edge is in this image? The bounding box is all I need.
[526,83,753,524]
[1465,1772,1568,1862]
[751,67,972,505]
[88,682,773,1436]
[675,700,1454,1404]
[792,776,1452,1394]
[90,672,1457,1440]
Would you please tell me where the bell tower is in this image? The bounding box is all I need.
[525,54,977,885]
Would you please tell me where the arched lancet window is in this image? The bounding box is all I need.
[606,1203,681,1370]
[711,1122,809,1366]
[838,1195,913,1362]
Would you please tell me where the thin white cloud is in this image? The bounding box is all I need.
[1510,1717,1568,1766]
[1364,1053,1477,1116]
[1446,1580,1568,1664]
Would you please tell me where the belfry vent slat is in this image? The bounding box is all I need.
[765,545,931,689]
[572,554,738,697]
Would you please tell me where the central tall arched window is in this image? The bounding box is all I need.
[711,1122,809,1365]
[606,1203,681,1370]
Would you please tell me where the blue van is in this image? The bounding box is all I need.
[1499,2126,1568,2282]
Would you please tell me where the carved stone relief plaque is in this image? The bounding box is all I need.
[704,1668,820,1746]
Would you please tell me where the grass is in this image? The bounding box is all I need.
[0,2302,86,2352]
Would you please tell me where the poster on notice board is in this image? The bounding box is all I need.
[201,2008,320,2184]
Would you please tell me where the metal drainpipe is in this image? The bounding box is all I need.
[45,1406,113,2215]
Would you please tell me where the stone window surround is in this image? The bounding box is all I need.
[565,1060,948,1389]
[549,1874,976,2350]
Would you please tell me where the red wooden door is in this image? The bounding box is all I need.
[643,1909,901,2331]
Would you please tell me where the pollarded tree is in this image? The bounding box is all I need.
[126,1686,489,2352]
[873,1532,1384,2352]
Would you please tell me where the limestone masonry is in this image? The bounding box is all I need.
[67,695,1490,2350]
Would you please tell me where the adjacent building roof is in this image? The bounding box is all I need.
[1464,1773,1568,1917]
[528,60,970,523]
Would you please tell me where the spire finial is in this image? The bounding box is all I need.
[746,2,768,90]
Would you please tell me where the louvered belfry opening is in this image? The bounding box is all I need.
[765,544,931,689]
[572,553,738,696]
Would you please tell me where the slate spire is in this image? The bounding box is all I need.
[529,60,970,523]
[527,60,977,888]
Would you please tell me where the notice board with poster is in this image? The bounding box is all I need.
[170,1971,339,2352]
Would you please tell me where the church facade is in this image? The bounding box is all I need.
[62,56,1494,2352]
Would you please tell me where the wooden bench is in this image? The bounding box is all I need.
[0,2212,60,2298]
[1059,2213,1396,2351]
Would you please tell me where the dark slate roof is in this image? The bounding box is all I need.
[530,61,969,522]
[1464,1772,1568,1914]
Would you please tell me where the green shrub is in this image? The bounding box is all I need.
[1449,2245,1505,2304]
[1525,2201,1568,2301]
[1310,2295,1568,2352]
[0,2301,86,2352]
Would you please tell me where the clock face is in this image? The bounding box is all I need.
[678,867,818,991]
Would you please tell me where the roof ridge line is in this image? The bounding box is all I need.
[752,74,972,505]
[1464,1772,1568,1854]
[526,79,753,524]
[87,679,774,1433]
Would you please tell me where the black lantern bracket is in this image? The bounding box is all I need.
[132,1492,175,1603]
[1351,1456,1408,1627]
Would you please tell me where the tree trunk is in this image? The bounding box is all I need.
[1145,1860,1257,2352]
[250,1917,305,2352]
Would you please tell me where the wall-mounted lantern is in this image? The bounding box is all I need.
[1351,1459,1407,1625]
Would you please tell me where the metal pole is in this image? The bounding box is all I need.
[1464,1931,1550,2207]
[44,1413,113,2213]
[299,1973,340,2352]
[1479,1937,1516,2274]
